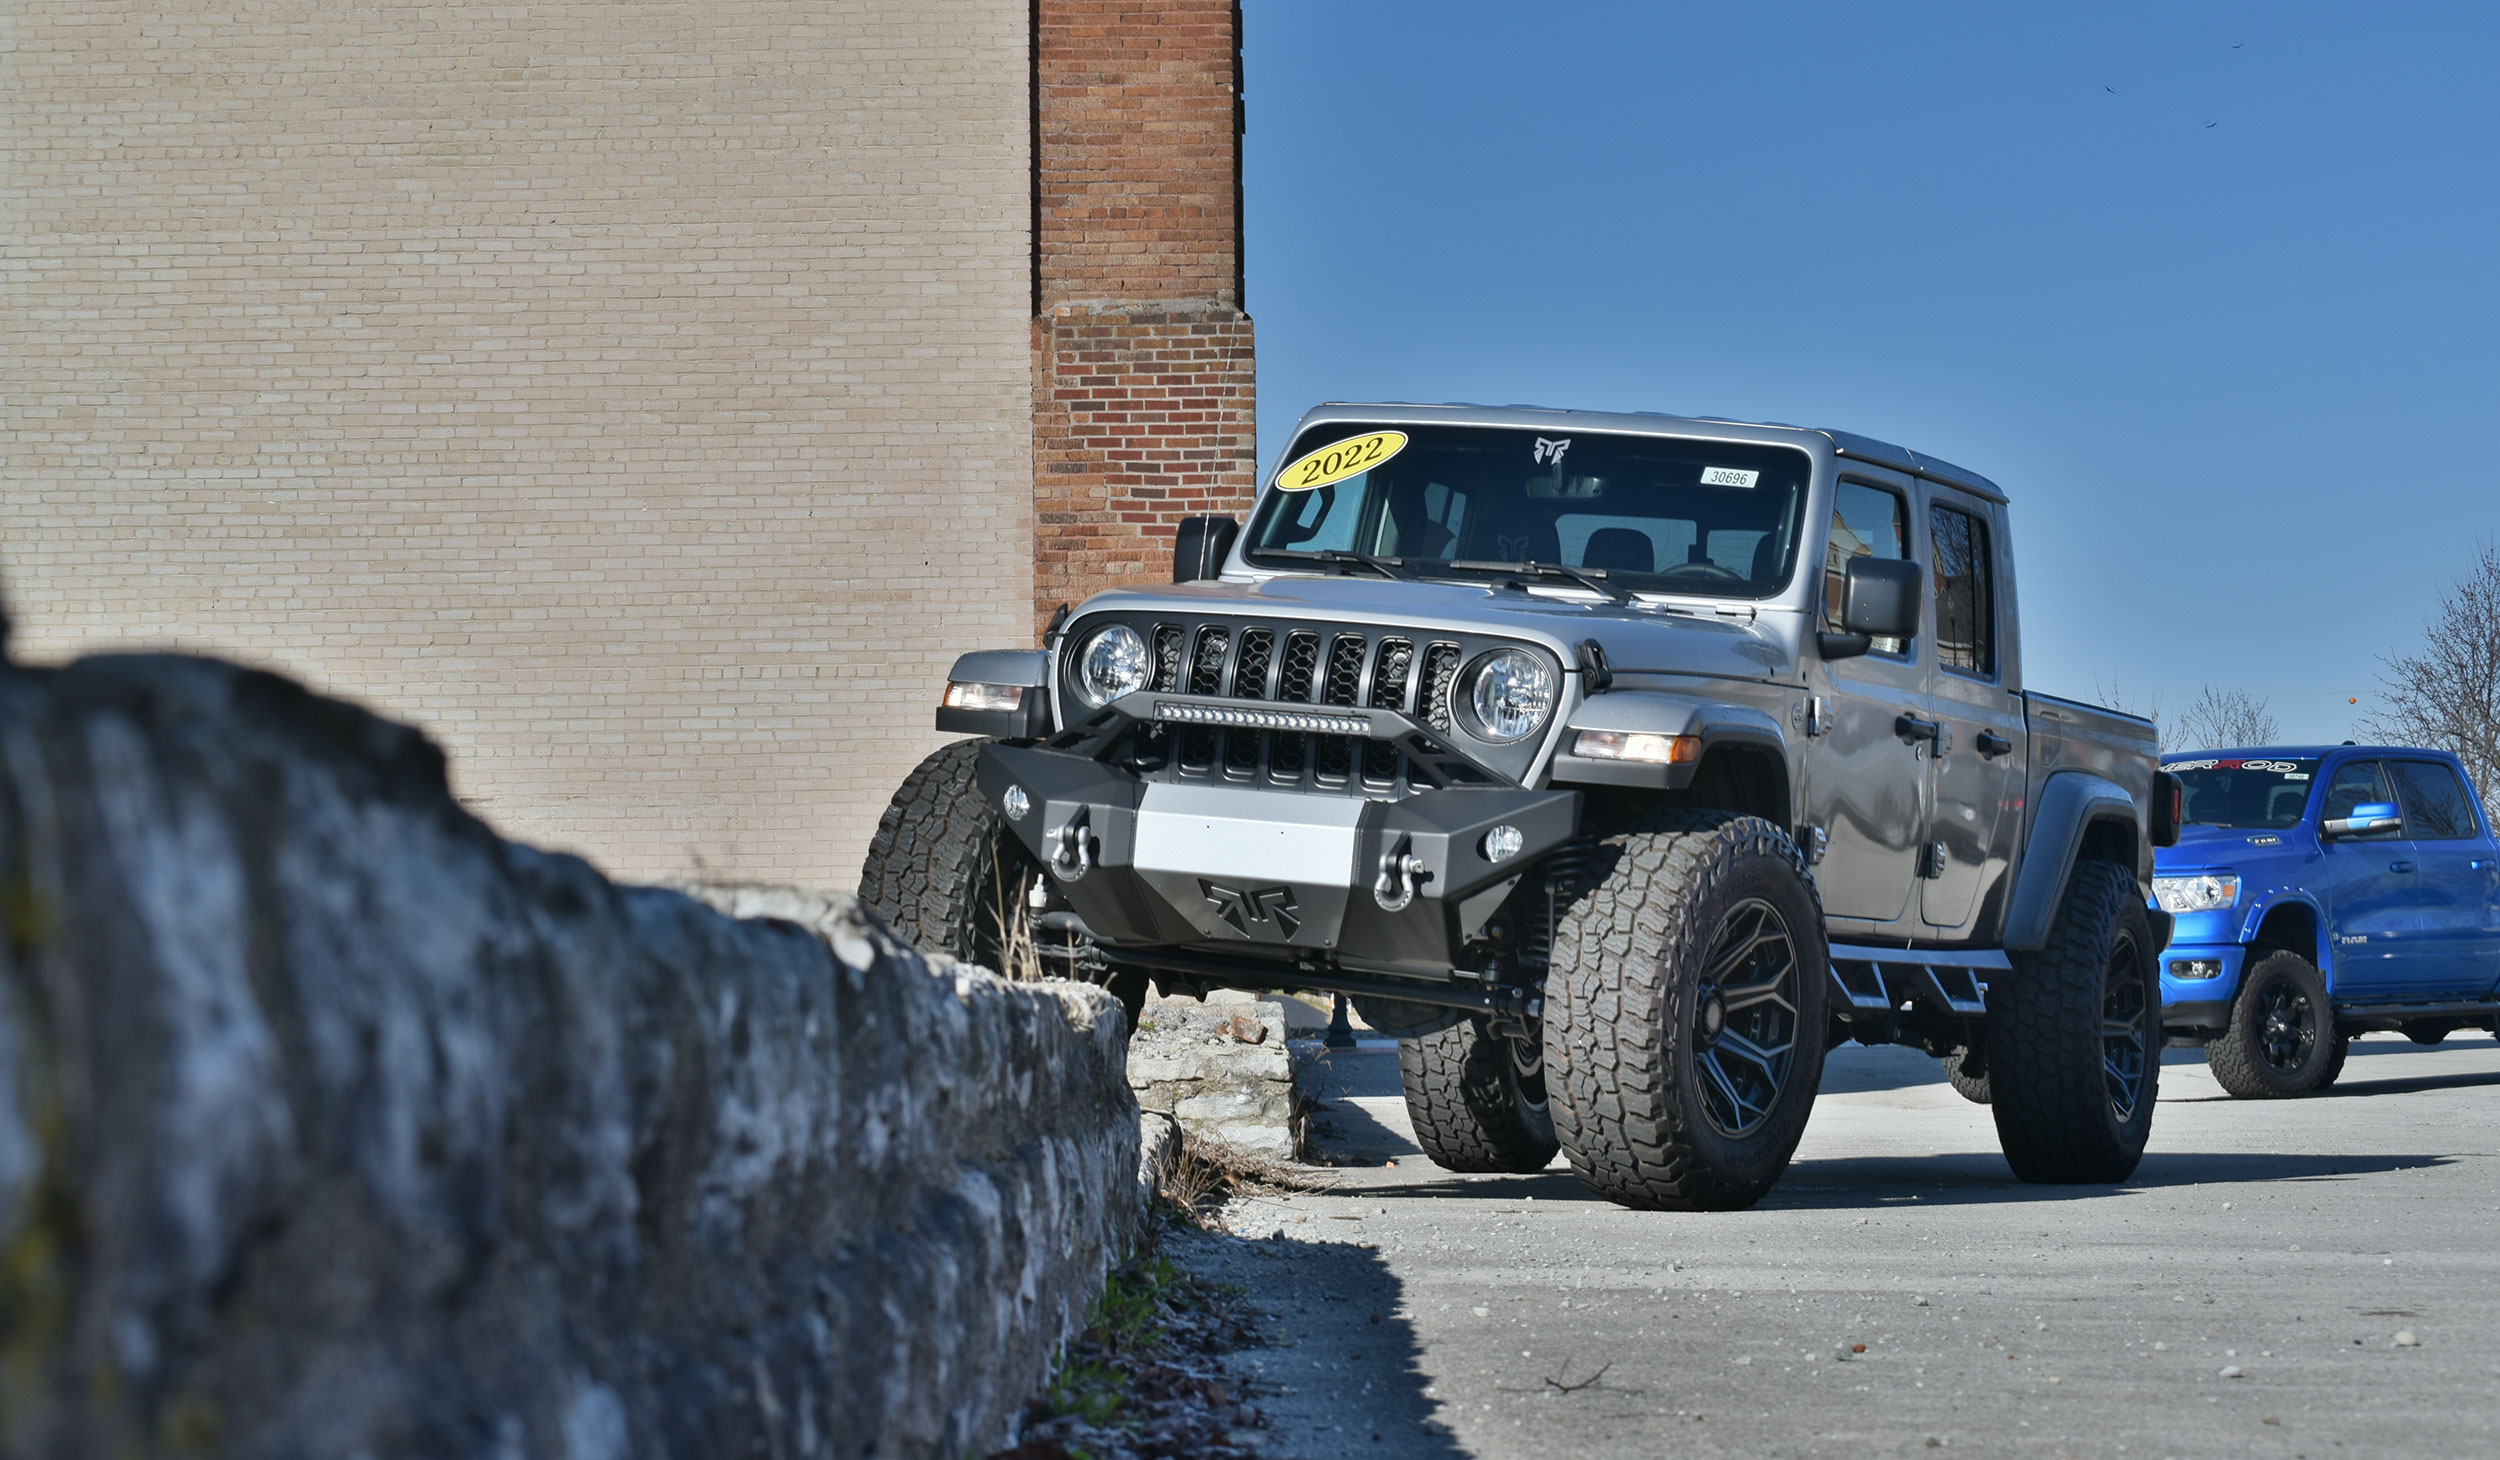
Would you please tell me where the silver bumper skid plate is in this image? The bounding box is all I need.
[977,741,1579,961]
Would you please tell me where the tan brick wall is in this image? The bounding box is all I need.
[1034,0,1257,623]
[0,0,1034,888]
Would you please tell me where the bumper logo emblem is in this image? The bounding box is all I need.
[1202,881,1300,937]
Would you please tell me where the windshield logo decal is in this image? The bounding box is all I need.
[1532,436,1571,466]
[1497,533,1535,560]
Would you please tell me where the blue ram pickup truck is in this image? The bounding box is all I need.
[2156,745,2500,1097]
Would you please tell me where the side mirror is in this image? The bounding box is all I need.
[1173,515,1239,583]
[2324,801,2403,837]
[2152,770,2185,849]
[1818,557,1923,659]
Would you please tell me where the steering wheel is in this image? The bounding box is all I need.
[1656,561,1746,584]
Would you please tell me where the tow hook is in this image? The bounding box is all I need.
[1050,807,1095,880]
[1373,836,1431,911]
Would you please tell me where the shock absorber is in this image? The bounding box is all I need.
[1535,836,1597,968]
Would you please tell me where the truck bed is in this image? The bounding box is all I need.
[2022,691,2160,881]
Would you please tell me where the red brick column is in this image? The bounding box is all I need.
[1033,0,1257,632]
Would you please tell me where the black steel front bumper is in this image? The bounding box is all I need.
[976,741,1580,979]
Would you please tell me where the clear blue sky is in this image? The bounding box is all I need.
[1242,0,2499,743]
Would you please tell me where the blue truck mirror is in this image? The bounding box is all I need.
[2324,801,2402,836]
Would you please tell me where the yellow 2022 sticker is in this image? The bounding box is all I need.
[1276,430,1408,492]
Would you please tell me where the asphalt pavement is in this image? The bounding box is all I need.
[1175,1031,2500,1459]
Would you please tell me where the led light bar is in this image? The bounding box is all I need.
[1154,701,1371,736]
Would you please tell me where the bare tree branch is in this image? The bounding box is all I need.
[2362,542,2500,804]
[2091,679,2164,741]
[2171,685,2279,753]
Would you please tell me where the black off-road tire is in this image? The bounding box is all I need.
[1399,1018,1558,1174]
[1943,1046,1993,1104]
[2206,949,2336,1099]
[859,740,1010,956]
[1986,859,2158,1182]
[858,742,1148,1027]
[1544,811,1830,1211]
[2315,1026,2352,1091]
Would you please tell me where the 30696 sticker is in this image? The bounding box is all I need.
[1276,430,1408,492]
[1699,466,1760,489]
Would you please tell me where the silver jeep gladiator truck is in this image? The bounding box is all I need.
[863,404,2180,1210]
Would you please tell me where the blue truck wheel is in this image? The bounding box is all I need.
[2206,949,2335,1098]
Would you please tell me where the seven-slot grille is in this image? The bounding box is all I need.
[1094,617,1480,792]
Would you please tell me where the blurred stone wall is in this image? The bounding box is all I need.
[0,648,1139,1459]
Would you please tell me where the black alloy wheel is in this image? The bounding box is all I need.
[1691,897,1801,1140]
[2254,978,2318,1076]
[1504,1021,1550,1109]
[2102,926,2152,1125]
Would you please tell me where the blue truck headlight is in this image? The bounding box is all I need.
[2152,872,2240,914]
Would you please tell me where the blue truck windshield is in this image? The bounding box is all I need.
[2164,757,2322,828]
[1244,425,1811,599]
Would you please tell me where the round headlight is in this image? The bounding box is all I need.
[1075,624,1152,708]
[1464,649,1556,744]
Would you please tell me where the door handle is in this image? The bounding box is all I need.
[2389,860,2417,874]
[1976,729,2014,758]
[1895,714,1941,745]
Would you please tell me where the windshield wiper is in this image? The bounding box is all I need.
[1448,558,1634,605]
[1260,547,1411,580]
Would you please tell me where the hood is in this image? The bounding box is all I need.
[2156,822,2303,868]
[1072,574,1803,683]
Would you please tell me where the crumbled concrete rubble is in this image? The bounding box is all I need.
[1125,996,1308,1162]
[0,651,1140,1459]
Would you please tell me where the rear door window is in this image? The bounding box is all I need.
[1929,502,1995,678]
[2387,760,2481,840]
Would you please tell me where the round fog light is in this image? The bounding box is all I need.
[1483,824,1524,863]
[1001,784,1031,822]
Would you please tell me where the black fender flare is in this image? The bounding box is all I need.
[2004,771,2140,952]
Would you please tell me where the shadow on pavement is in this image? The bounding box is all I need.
[1816,1041,1951,1094]
[1175,1227,1466,1460]
[2314,1068,2500,1098]
[1352,1149,2456,1212]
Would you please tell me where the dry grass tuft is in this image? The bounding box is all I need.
[1158,1129,1331,1219]
[988,862,1045,983]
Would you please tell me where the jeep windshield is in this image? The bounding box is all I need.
[1243,424,1812,600]
[2164,756,2323,828]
